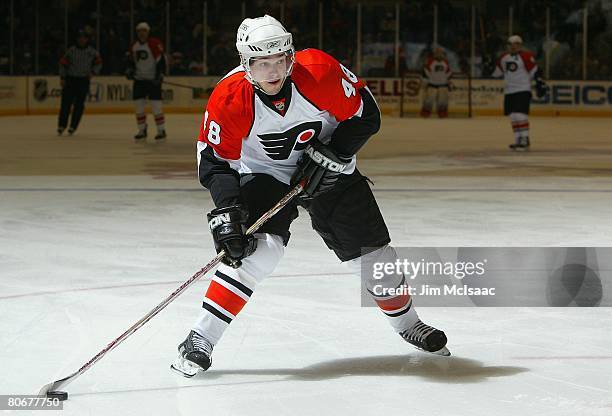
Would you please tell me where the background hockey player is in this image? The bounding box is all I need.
[171,15,449,378]
[492,35,547,150]
[420,47,453,118]
[126,22,167,140]
[57,30,102,136]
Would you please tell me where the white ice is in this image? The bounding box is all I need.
[1,167,612,416]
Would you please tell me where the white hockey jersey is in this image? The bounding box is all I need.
[197,49,366,185]
[492,51,538,94]
[129,37,164,80]
[423,56,452,86]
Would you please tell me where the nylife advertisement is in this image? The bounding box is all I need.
[25,76,219,113]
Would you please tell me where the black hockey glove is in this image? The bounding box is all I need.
[125,67,135,80]
[207,204,257,268]
[290,140,351,200]
[535,79,548,98]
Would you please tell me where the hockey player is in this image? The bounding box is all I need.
[492,35,547,150]
[420,47,453,118]
[57,30,102,135]
[171,15,449,378]
[126,22,167,141]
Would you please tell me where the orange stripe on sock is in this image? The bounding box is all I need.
[205,280,247,316]
[375,294,410,311]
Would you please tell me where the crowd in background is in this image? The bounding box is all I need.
[1,0,611,80]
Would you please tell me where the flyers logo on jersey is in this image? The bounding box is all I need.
[505,61,518,72]
[258,121,322,160]
[136,50,149,61]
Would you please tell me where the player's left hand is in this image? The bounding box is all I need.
[535,79,548,98]
[291,140,351,200]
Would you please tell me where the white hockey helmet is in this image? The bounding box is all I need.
[136,22,150,32]
[508,35,523,44]
[236,15,295,86]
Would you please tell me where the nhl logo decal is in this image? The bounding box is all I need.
[273,100,285,111]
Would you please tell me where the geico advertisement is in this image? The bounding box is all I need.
[532,82,612,107]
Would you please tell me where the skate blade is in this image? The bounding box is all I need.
[414,345,451,357]
[170,357,200,378]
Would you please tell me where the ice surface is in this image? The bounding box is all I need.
[1,115,611,415]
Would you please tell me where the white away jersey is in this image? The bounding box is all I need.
[423,57,452,86]
[197,49,367,185]
[129,38,164,80]
[492,51,537,94]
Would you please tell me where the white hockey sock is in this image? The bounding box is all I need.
[510,112,529,142]
[192,233,284,344]
[347,245,420,333]
[135,99,146,131]
[151,100,165,132]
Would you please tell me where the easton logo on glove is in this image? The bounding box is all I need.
[304,146,347,173]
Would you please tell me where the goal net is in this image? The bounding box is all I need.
[399,72,472,118]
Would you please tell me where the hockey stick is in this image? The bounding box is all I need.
[130,77,197,91]
[162,80,199,90]
[39,181,304,398]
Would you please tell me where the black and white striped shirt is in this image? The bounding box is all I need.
[59,45,102,78]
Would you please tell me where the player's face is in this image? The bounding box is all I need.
[508,42,521,54]
[249,53,290,95]
[137,29,149,42]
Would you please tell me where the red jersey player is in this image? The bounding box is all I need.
[492,35,547,150]
[171,15,449,377]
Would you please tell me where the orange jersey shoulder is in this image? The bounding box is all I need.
[292,49,365,122]
[519,50,537,71]
[198,69,254,160]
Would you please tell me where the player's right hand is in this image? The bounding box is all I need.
[207,204,257,268]
[125,68,135,80]
[535,79,548,98]
[290,140,351,200]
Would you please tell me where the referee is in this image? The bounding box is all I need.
[57,30,102,136]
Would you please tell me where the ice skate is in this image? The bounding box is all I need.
[400,320,450,356]
[134,126,147,141]
[171,330,214,378]
[154,130,167,141]
[509,136,530,151]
